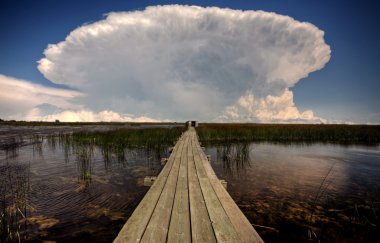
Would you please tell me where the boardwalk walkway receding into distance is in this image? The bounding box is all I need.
[114,127,264,243]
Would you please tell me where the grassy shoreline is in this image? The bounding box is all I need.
[66,127,185,148]
[1,122,379,145]
[0,120,181,126]
[197,123,380,144]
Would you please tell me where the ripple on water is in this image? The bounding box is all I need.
[205,142,380,242]
[0,135,163,242]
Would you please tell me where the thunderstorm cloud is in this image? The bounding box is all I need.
[4,5,331,122]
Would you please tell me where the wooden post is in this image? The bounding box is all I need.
[220,179,228,189]
[160,158,168,165]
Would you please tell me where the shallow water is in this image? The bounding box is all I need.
[0,132,168,242]
[1,128,379,242]
[205,142,380,242]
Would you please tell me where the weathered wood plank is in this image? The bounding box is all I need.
[195,137,264,243]
[187,133,217,242]
[167,135,191,243]
[115,128,263,243]
[113,135,185,243]
[191,130,242,243]
[140,136,187,242]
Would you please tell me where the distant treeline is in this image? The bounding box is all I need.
[197,124,380,144]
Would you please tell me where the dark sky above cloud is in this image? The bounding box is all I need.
[0,0,379,123]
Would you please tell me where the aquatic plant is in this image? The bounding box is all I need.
[0,120,179,127]
[0,163,30,242]
[44,127,185,181]
[65,127,184,154]
[197,124,380,144]
[215,142,252,177]
[32,135,44,157]
[74,144,94,183]
[0,137,25,159]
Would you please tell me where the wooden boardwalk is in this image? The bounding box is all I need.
[114,127,263,243]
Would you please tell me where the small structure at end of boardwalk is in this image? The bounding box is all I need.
[186,120,198,127]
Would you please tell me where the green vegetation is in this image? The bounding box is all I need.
[215,143,252,176]
[0,120,181,126]
[50,127,186,171]
[64,127,185,148]
[197,123,380,144]
[0,163,30,243]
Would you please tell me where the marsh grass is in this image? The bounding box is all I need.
[46,126,185,152]
[0,120,179,127]
[61,127,184,148]
[215,142,252,176]
[198,124,380,242]
[0,126,184,241]
[285,159,380,242]
[44,127,185,181]
[198,124,380,144]
[74,144,94,183]
[0,163,30,242]
[1,137,24,159]
[32,136,43,157]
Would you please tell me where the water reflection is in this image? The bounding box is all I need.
[1,137,23,159]
[75,145,94,184]
[216,142,252,177]
[32,136,43,158]
[0,132,169,242]
[206,143,380,242]
[2,128,378,242]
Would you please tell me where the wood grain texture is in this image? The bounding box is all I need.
[167,136,191,243]
[187,133,217,243]
[114,128,264,243]
[194,134,264,243]
[140,136,187,242]
[113,135,185,243]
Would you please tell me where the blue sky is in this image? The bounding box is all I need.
[0,0,379,123]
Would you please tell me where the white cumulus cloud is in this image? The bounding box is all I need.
[3,5,331,122]
[25,108,160,122]
[221,89,326,123]
[0,74,82,119]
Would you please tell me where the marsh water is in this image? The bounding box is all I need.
[1,126,379,242]
[206,142,380,242]
[0,126,169,242]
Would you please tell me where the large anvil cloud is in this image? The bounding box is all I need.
[34,5,331,122]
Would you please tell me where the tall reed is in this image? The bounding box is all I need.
[0,163,30,242]
[197,124,380,144]
[48,127,185,176]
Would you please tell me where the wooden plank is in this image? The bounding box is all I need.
[113,135,185,243]
[140,135,187,242]
[194,137,264,243]
[190,129,242,243]
[115,128,263,243]
[167,134,191,242]
[187,133,217,242]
